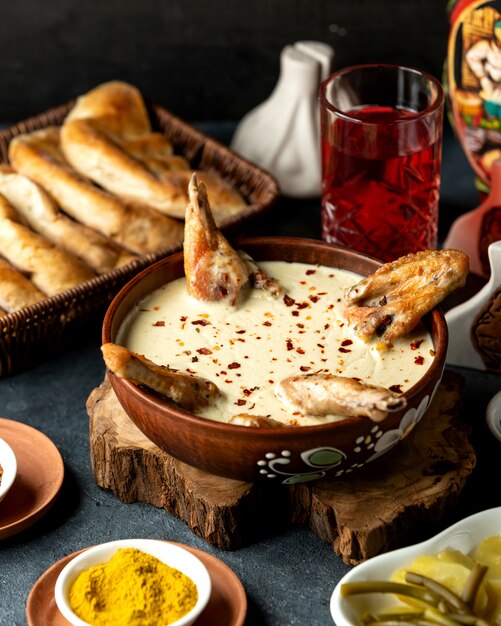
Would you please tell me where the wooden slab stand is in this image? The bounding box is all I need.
[87,370,476,564]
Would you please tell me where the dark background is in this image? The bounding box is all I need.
[0,0,451,123]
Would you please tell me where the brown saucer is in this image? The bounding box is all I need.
[0,418,64,540]
[26,541,247,626]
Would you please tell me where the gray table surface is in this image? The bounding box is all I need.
[1,123,500,626]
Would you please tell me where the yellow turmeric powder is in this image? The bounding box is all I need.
[69,547,198,625]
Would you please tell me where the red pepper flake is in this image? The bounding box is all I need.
[292,311,299,317]
[225,380,233,384]
[236,399,247,406]
[286,339,294,351]
[296,347,305,355]
[300,366,311,372]
[389,384,403,393]
[297,323,304,329]
[263,321,272,326]
[339,347,351,353]
[228,362,241,369]
[309,295,320,303]
[296,302,309,309]
[243,386,258,396]
[317,343,324,349]
[341,339,353,347]
[248,403,256,410]
[284,294,295,307]
[220,371,227,375]
[192,319,210,326]
[300,280,307,285]
[191,356,199,363]
[318,292,327,295]
[236,330,246,334]
[414,355,425,365]
[352,377,362,382]
[180,316,187,321]
[306,269,316,275]
[153,321,165,327]
[327,304,334,310]
[268,380,274,384]
[410,339,424,350]
[197,348,212,355]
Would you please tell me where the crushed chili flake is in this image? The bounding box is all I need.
[341,339,353,346]
[338,347,351,353]
[297,323,304,328]
[317,343,324,349]
[306,269,316,275]
[292,311,299,317]
[153,321,165,327]
[197,348,212,355]
[191,356,199,363]
[243,386,258,396]
[225,380,233,384]
[228,362,241,369]
[296,302,309,309]
[296,347,305,354]
[414,355,425,365]
[180,316,187,321]
[286,339,294,351]
[284,294,295,307]
[236,330,246,334]
[268,380,274,384]
[410,339,424,350]
[236,399,247,406]
[192,319,210,326]
[300,366,311,372]
[309,295,320,303]
[389,384,403,393]
[220,371,227,375]
[263,321,272,326]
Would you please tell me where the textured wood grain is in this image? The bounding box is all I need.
[87,370,475,560]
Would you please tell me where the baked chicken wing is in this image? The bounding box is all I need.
[101,342,220,412]
[344,249,469,346]
[276,373,407,422]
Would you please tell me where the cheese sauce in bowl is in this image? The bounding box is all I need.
[103,237,447,483]
[117,261,435,427]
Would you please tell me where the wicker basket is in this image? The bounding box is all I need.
[0,101,280,377]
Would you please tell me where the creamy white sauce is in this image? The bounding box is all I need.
[117,261,435,426]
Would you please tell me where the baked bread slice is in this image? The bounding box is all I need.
[0,193,95,295]
[60,81,247,222]
[0,257,46,312]
[0,166,135,273]
[8,127,184,255]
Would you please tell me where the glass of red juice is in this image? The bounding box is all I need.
[320,64,444,262]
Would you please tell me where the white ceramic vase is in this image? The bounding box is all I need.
[231,41,334,198]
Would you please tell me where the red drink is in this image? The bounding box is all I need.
[320,65,444,262]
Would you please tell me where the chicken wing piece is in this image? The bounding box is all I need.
[344,249,469,346]
[276,373,407,422]
[239,250,286,299]
[101,342,220,412]
[183,173,251,305]
[228,414,284,427]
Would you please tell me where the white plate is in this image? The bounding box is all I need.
[0,436,17,503]
[330,507,501,626]
[487,391,501,443]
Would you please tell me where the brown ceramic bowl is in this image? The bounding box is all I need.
[102,237,447,484]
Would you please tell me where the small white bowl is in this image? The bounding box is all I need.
[0,437,17,504]
[330,506,501,626]
[486,391,501,443]
[54,538,212,626]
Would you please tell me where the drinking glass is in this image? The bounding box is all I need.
[320,64,444,262]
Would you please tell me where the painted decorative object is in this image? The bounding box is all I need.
[446,240,501,372]
[231,41,334,198]
[102,237,447,484]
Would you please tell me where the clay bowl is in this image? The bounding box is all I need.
[102,237,447,484]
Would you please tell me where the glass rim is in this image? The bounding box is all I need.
[319,63,445,124]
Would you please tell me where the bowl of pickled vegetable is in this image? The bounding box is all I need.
[331,507,501,626]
